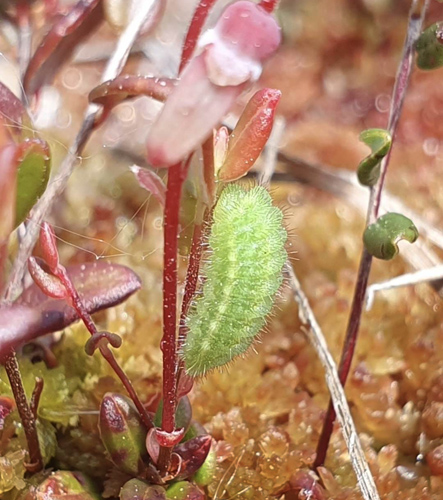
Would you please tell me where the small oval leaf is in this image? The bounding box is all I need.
[120,479,167,500]
[99,393,148,475]
[416,22,443,71]
[15,139,51,227]
[363,213,419,260]
[357,128,391,187]
[165,481,204,500]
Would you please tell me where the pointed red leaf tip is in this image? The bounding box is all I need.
[39,222,59,271]
[28,256,67,300]
[130,165,166,206]
[146,0,281,167]
[0,262,141,361]
[218,88,281,182]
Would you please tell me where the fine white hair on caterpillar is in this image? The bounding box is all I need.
[182,184,287,377]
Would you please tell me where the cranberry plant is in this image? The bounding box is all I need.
[0,1,438,499]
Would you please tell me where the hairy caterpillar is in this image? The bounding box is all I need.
[182,184,287,377]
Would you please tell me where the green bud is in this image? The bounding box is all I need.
[416,22,443,70]
[166,482,205,500]
[363,213,419,260]
[357,128,391,186]
[193,449,216,487]
[99,393,147,476]
[120,479,167,500]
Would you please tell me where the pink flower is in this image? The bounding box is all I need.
[146,1,281,167]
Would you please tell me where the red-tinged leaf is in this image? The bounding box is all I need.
[28,256,67,300]
[0,82,25,137]
[173,435,212,481]
[39,222,59,271]
[89,75,176,127]
[218,88,281,182]
[154,427,185,448]
[146,51,246,167]
[24,0,105,95]
[0,262,141,360]
[130,165,166,206]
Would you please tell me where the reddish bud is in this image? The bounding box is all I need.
[146,1,281,167]
[28,256,67,300]
[218,88,281,181]
[39,222,59,271]
[130,165,166,206]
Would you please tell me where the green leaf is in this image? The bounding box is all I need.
[15,140,51,227]
[363,213,419,260]
[416,22,443,70]
[357,129,391,186]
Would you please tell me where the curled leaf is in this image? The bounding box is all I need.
[173,435,212,481]
[89,76,176,127]
[84,331,122,355]
[363,213,419,260]
[416,22,443,70]
[0,262,141,359]
[357,128,391,187]
[99,393,148,475]
[24,0,105,95]
[130,165,166,206]
[218,88,281,182]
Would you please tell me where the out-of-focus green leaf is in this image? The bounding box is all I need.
[416,22,443,70]
[15,139,51,227]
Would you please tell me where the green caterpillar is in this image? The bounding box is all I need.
[182,184,287,377]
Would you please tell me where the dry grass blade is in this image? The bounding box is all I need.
[285,262,381,500]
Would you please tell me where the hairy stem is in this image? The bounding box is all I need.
[315,0,430,468]
[158,162,187,473]
[179,0,218,73]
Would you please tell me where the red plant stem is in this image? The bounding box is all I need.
[158,161,188,473]
[175,223,204,391]
[179,0,218,73]
[314,0,430,469]
[54,266,153,430]
[30,377,44,418]
[258,0,279,13]
[5,352,43,472]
